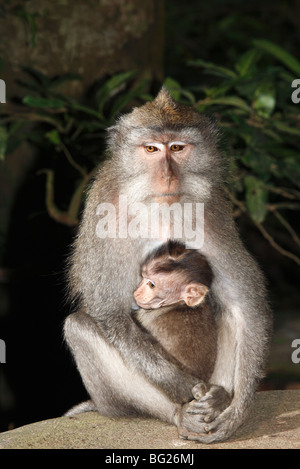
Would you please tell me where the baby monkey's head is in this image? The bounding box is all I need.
[134,240,213,310]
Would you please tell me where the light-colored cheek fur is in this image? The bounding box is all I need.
[121,175,150,204]
[181,176,211,201]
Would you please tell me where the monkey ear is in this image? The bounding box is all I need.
[182,283,209,307]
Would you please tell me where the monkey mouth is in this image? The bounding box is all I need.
[136,298,167,310]
[154,192,182,197]
[152,192,183,203]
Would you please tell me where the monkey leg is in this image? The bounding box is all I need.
[64,311,180,423]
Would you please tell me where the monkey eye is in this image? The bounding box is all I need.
[170,144,184,152]
[147,280,155,289]
[145,145,159,153]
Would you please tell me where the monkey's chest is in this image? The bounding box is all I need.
[137,309,217,381]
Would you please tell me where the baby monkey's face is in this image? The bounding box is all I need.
[134,268,181,309]
[134,261,208,310]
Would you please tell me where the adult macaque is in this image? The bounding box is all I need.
[64,88,272,442]
[134,240,217,382]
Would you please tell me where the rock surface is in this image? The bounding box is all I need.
[0,390,299,449]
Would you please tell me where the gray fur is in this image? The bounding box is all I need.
[64,88,272,443]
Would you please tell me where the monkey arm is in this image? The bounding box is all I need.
[95,311,199,404]
[177,277,271,442]
[64,310,183,422]
[209,246,272,394]
[204,196,272,389]
[64,309,200,425]
[69,217,199,405]
[179,205,272,442]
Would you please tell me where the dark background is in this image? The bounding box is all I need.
[0,0,300,432]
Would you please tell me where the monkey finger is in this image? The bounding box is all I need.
[185,400,212,414]
[195,393,214,403]
[185,407,204,415]
[203,419,220,433]
[190,396,215,408]
[192,382,208,399]
[185,404,206,415]
[204,413,214,423]
[179,428,209,441]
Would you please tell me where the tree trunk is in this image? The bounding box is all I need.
[0,0,164,98]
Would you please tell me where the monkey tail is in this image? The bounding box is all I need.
[64,399,97,417]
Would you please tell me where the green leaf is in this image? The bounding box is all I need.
[21,66,52,88]
[244,175,268,223]
[163,78,196,104]
[110,79,149,118]
[49,73,82,88]
[261,127,283,143]
[235,49,261,77]
[188,59,237,78]
[205,82,236,98]
[241,149,274,181]
[97,71,137,114]
[45,129,61,145]
[0,126,8,160]
[180,89,196,105]
[164,77,181,101]
[272,120,300,137]
[252,82,276,118]
[253,39,300,76]
[196,96,251,112]
[273,156,300,188]
[15,8,38,47]
[70,102,101,119]
[23,96,66,108]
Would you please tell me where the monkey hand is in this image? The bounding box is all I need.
[177,382,234,443]
[185,381,232,422]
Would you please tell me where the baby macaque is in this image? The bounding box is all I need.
[133,241,217,381]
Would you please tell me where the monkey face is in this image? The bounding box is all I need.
[134,260,181,309]
[136,140,194,204]
[134,277,161,309]
[107,88,222,205]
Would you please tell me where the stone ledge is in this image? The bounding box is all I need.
[0,390,299,449]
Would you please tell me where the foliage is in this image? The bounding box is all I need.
[0,69,151,226]
[165,39,300,265]
[165,0,299,83]
[1,38,300,266]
